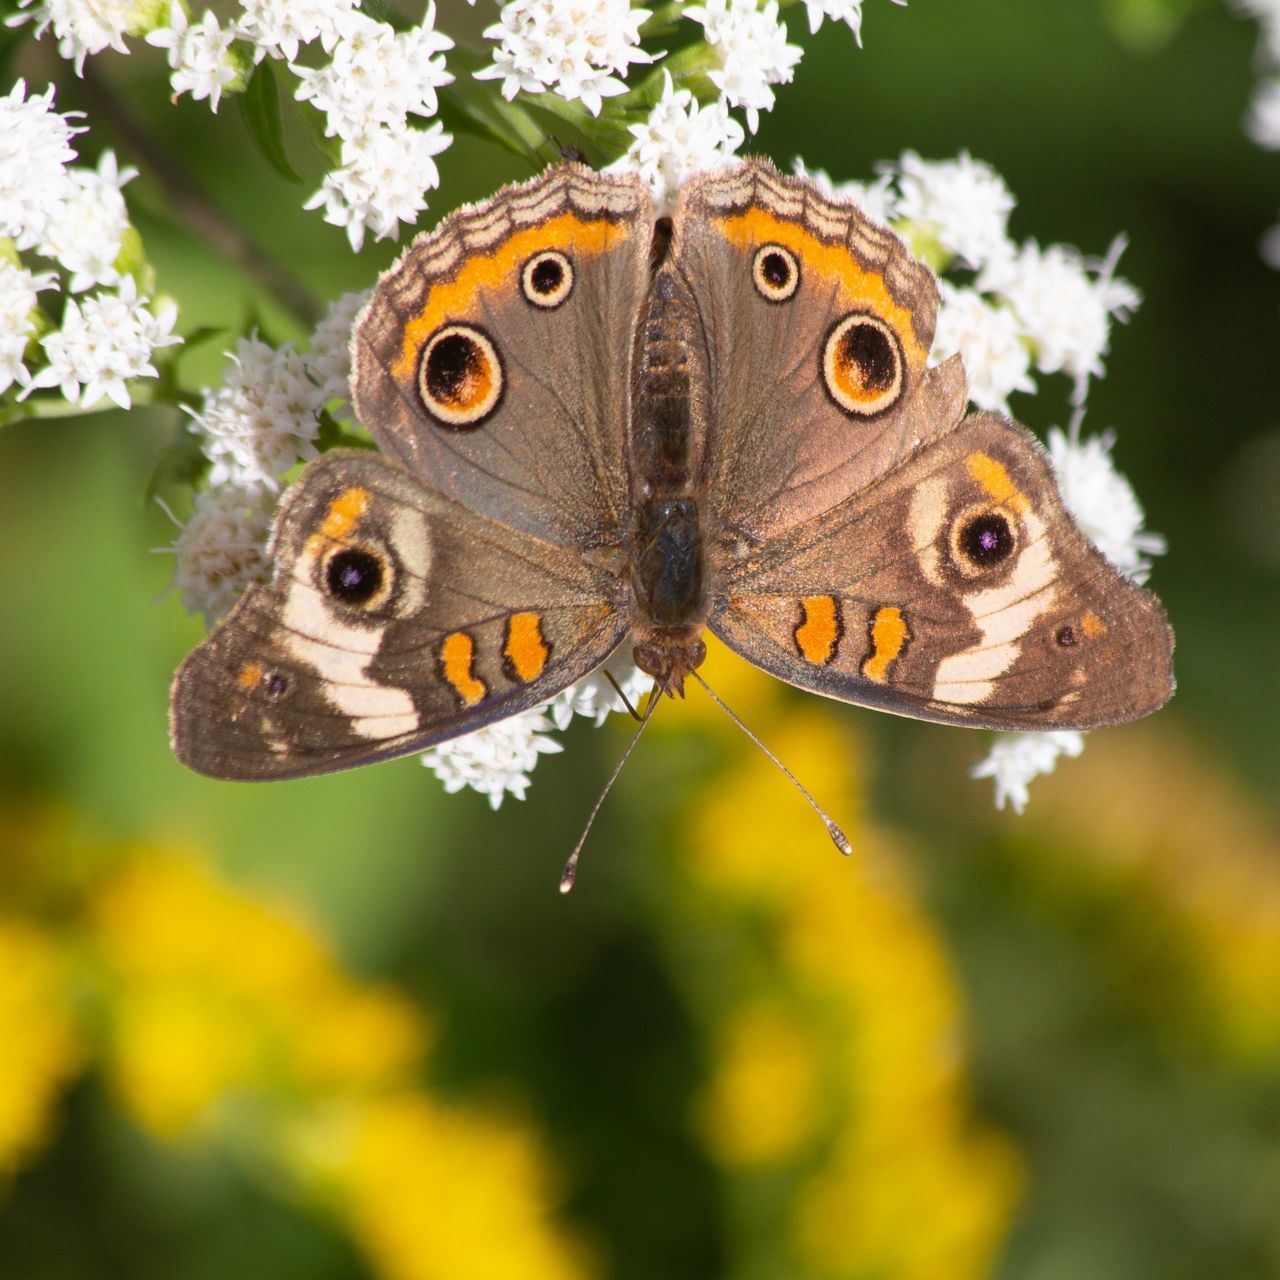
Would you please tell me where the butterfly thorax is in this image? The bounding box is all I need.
[627,261,709,695]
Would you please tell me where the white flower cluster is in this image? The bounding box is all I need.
[799,151,1141,412]
[422,658,652,808]
[168,290,366,620]
[0,80,179,409]
[15,0,455,253]
[608,71,745,212]
[477,0,656,116]
[1231,0,1280,263]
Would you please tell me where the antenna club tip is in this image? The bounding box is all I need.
[558,874,576,895]
[827,821,853,856]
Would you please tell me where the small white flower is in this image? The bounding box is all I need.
[893,150,1016,272]
[0,79,83,250]
[546,657,651,730]
[792,158,899,224]
[932,280,1034,415]
[421,710,565,809]
[608,70,744,214]
[1048,418,1166,584]
[234,0,355,64]
[1246,78,1280,149]
[23,276,179,410]
[146,2,243,112]
[188,334,322,490]
[800,0,905,41]
[165,483,278,625]
[37,149,137,292]
[0,257,55,396]
[476,0,655,117]
[971,730,1085,814]
[304,120,452,252]
[294,9,453,141]
[684,0,803,133]
[979,235,1140,403]
[8,0,155,74]
[305,288,371,417]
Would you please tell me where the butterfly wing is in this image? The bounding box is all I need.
[174,165,654,779]
[351,163,654,546]
[171,452,630,779]
[708,412,1173,730]
[669,159,968,544]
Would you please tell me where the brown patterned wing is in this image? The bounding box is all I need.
[351,163,653,547]
[669,158,968,543]
[170,452,629,779]
[709,413,1174,730]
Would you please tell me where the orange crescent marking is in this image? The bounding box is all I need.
[394,214,630,381]
[1081,610,1108,638]
[714,209,927,368]
[795,595,842,665]
[440,631,487,707]
[307,486,371,557]
[503,612,550,683]
[964,452,1030,514]
[236,661,264,690]
[320,486,371,540]
[862,606,910,683]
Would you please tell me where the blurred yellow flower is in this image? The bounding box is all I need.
[1013,722,1280,1062]
[0,822,593,1280]
[0,920,80,1179]
[675,693,1021,1280]
[90,854,429,1136]
[311,1093,592,1280]
[695,997,822,1164]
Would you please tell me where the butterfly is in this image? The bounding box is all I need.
[170,160,1174,790]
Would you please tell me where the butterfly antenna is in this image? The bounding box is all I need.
[689,670,853,857]
[560,683,661,894]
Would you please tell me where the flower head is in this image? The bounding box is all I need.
[23,276,179,410]
[476,0,655,117]
[1048,418,1166,583]
[145,2,245,113]
[800,0,905,41]
[685,0,803,133]
[7,0,157,74]
[979,235,1140,402]
[893,150,1016,271]
[421,710,565,809]
[0,257,54,396]
[971,730,1085,814]
[0,79,83,251]
[608,70,745,214]
[37,149,137,292]
[165,484,278,625]
[305,288,371,418]
[188,334,323,490]
[294,10,454,141]
[234,0,356,64]
[932,280,1034,414]
[303,120,452,252]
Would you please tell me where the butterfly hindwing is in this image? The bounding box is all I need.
[170,451,629,779]
[709,412,1173,730]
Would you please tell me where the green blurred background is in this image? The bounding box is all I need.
[1,1,1278,1278]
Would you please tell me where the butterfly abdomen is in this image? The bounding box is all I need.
[628,263,709,692]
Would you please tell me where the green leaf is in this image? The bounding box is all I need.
[240,62,303,185]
